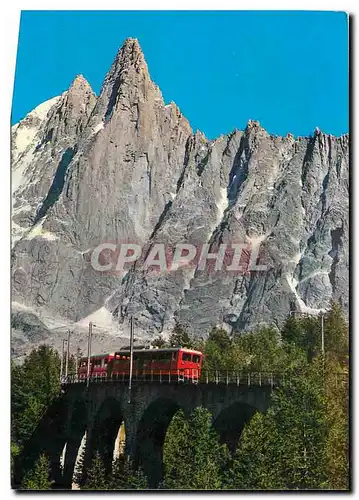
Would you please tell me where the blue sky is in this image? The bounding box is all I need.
[12,11,348,138]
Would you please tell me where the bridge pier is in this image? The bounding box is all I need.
[62,435,84,488]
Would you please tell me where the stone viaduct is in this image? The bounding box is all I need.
[13,380,274,489]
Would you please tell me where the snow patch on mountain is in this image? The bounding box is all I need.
[12,95,60,163]
[24,218,59,241]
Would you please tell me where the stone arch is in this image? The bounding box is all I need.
[212,401,258,454]
[61,399,88,488]
[13,396,69,489]
[135,397,182,488]
[86,397,124,475]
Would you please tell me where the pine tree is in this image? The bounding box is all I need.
[208,327,232,351]
[163,407,229,490]
[281,315,305,347]
[151,335,168,348]
[224,411,281,490]
[323,357,349,490]
[187,407,230,490]
[169,323,193,348]
[163,410,191,488]
[21,453,52,490]
[225,364,329,490]
[11,441,21,484]
[110,456,148,490]
[130,466,148,489]
[323,301,349,360]
[83,451,109,490]
[12,346,61,446]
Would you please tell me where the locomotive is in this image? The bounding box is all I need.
[78,347,204,382]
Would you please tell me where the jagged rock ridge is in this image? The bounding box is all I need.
[11,38,349,353]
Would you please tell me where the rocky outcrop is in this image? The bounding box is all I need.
[11,38,349,353]
[12,76,96,244]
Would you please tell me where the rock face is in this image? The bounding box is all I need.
[11,38,349,353]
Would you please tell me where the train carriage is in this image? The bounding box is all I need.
[78,347,204,382]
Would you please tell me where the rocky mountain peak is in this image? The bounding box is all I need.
[11,40,349,356]
[116,37,147,71]
[68,74,94,95]
[245,119,269,138]
[41,75,96,145]
[87,38,163,127]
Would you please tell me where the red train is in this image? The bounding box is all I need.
[78,347,204,382]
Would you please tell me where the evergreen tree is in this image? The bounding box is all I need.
[163,407,229,490]
[225,363,330,490]
[163,410,191,488]
[281,314,320,360]
[83,451,109,490]
[224,411,280,490]
[12,346,61,446]
[281,315,305,347]
[21,453,52,490]
[208,327,232,351]
[151,335,168,348]
[169,323,193,348]
[111,456,148,490]
[323,357,349,490]
[187,407,230,490]
[11,441,20,484]
[233,327,284,373]
[281,305,348,363]
[201,327,233,374]
[323,302,349,360]
[130,466,148,489]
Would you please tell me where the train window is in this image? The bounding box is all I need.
[172,352,177,361]
[182,353,192,362]
[193,355,200,363]
[159,352,171,361]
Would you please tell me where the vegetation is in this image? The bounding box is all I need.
[163,407,229,489]
[168,323,195,348]
[11,303,349,490]
[223,303,349,490]
[151,322,195,349]
[225,361,329,489]
[111,456,148,490]
[12,345,61,448]
[21,453,52,490]
[82,451,109,490]
[74,452,148,490]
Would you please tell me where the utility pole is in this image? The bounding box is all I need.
[75,348,79,382]
[86,322,93,388]
[65,330,71,379]
[290,309,325,356]
[128,316,134,404]
[60,338,66,384]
